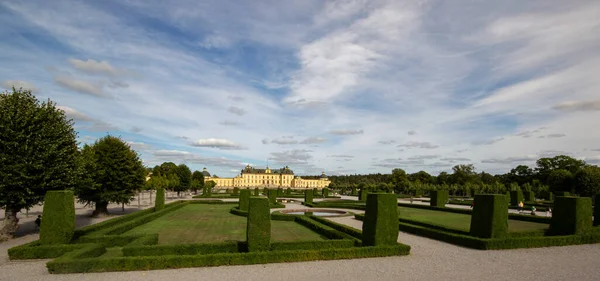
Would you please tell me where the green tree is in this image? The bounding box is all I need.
[535,155,586,183]
[508,165,534,186]
[175,164,192,196]
[408,171,433,184]
[547,169,574,193]
[0,88,80,239]
[390,168,409,193]
[450,164,476,185]
[75,135,146,217]
[574,166,600,197]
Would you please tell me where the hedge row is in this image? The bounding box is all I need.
[189,200,236,205]
[75,201,186,237]
[75,235,145,247]
[8,241,84,260]
[46,244,411,273]
[192,194,240,198]
[303,202,366,210]
[294,216,357,241]
[95,202,188,236]
[40,190,76,245]
[125,234,159,247]
[309,216,362,240]
[123,241,242,256]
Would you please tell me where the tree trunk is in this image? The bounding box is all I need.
[138,192,141,208]
[0,208,20,240]
[92,201,110,217]
[122,203,125,212]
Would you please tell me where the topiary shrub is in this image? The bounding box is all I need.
[550,196,592,235]
[286,188,292,195]
[277,188,283,197]
[362,193,398,246]
[351,187,358,196]
[40,190,76,244]
[594,194,600,226]
[233,187,240,195]
[263,187,268,195]
[510,190,524,206]
[247,197,270,251]
[203,186,212,197]
[313,188,319,196]
[155,188,165,211]
[430,190,448,207]
[239,190,251,211]
[254,188,260,196]
[469,194,508,238]
[226,188,231,194]
[553,191,570,197]
[322,188,329,197]
[359,190,368,202]
[523,191,535,202]
[268,189,277,205]
[305,190,313,204]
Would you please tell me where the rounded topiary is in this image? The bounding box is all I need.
[40,190,75,244]
[155,188,165,211]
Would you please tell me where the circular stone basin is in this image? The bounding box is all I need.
[280,209,349,217]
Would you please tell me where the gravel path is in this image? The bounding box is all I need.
[1,197,599,281]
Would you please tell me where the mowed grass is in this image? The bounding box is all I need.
[398,207,548,233]
[125,204,325,244]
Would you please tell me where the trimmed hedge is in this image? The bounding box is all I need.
[268,189,277,205]
[247,197,271,251]
[359,190,368,202]
[310,216,362,240]
[8,241,84,260]
[155,188,165,211]
[75,235,145,247]
[254,188,260,196]
[269,240,355,251]
[430,190,448,208]
[470,194,508,238]
[294,216,357,241]
[553,191,570,197]
[286,188,292,195]
[323,188,329,197]
[125,234,159,247]
[595,194,600,226]
[277,188,283,197]
[40,190,76,245]
[239,189,251,211]
[550,196,592,235]
[523,191,535,202]
[233,187,240,195]
[305,189,313,204]
[362,193,398,246]
[351,187,357,196]
[123,241,242,256]
[510,190,523,206]
[46,244,411,273]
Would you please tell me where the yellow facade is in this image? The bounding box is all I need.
[203,165,330,190]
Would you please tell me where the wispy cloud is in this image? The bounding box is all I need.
[329,129,364,135]
[227,106,247,116]
[1,80,39,93]
[190,138,246,150]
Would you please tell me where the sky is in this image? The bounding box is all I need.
[1,0,600,177]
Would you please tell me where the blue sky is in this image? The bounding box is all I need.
[1,0,600,177]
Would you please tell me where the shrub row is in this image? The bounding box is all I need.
[270,240,355,251]
[189,200,236,205]
[123,241,242,256]
[304,202,366,210]
[125,234,159,247]
[75,201,186,237]
[92,202,187,236]
[192,194,240,198]
[309,216,362,240]
[8,241,84,260]
[46,244,410,273]
[75,235,145,247]
[294,216,357,241]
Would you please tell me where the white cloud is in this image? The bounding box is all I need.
[57,105,95,122]
[1,80,39,93]
[329,129,364,135]
[227,106,246,116]
[397,142,439,149]
[271,138,298,145]
[552,100,600,112]
[53,75,105,97]
[68,58,123,76]
[190,138,246,150]
[300,137,327,144]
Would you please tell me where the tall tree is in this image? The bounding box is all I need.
[176,164,192,192]
[75,135,146,217]
[0,88,80,239]
[390,168,409,193]
[535,155,586,184]
[547,169,574,193]
[450,164,476,185]
[573,166,600,197]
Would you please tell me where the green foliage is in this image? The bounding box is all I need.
[430,190,448,207]
[239,189,250,211]
[175,164,192,192]
[46,244,411,273]
[574,166,600,197]
[0,88,79,226]
[8,241,84,260]
[553,191,570,197]
[277,188,283,197]
[523,191,535,202]
[313,188,319,196]
[233,187,240,195]
[594,194,600,226]
[310,216,362,240]
[322,188,329,197]
[123,241,241,256]
[469,194,508,238]
[391,168,409,193]
[550,196,592,235]
[359,189,368,201]
[536,155,586,184]
[268,189,277,204]
[294,216,357,240]
[548,169,574,193]
[304,189,313,204]
[75,135,146,215]
[509,190,524,206]
[40,191,75,244]
[247,197,271,251]
[254,187,260,196]
[351,187,358,195]
[286,188,292,195]
[362,193,398,246]
[155,188,165,211]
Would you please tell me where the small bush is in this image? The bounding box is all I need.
[304,190,313,204]
[430,190,448,208]
[470,194,508,238]
[277,188,283,197]
[155,188,165,211]
[268,189,277,205]
[523,191,535,202]
[233,187,240,195]
[254,188,260,196]
[286,188,292,195]
[362,193,398,246]
[239,189,251,211]
[550,196,592,235]
[247,197,270,251]
[323,188,329,197]
[40,190,76,245]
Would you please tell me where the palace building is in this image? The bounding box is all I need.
[202,165,330,190]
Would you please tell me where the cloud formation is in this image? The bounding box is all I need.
[1,80,39,93]
[190,138,246,150]
[329,129,364,135]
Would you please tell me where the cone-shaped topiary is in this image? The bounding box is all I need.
[305,189,313,204]
[550,196,592,235]
[239,189,251,211]
[430,190,448,207]
[247,197,270,251]
[362,193,398,246]
[155,188,165,211]
[470,194,508,238]
[40,190,75,244]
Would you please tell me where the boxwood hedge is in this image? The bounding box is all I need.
[470,194,508,238]
[550,196,592,235]
[40,190,76,245]
[155,188,165,211]
[362,193,398,246]
[247,197,271,251]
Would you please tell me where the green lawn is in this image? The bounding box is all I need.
[125,204,325,244]
[398,206,548,233]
